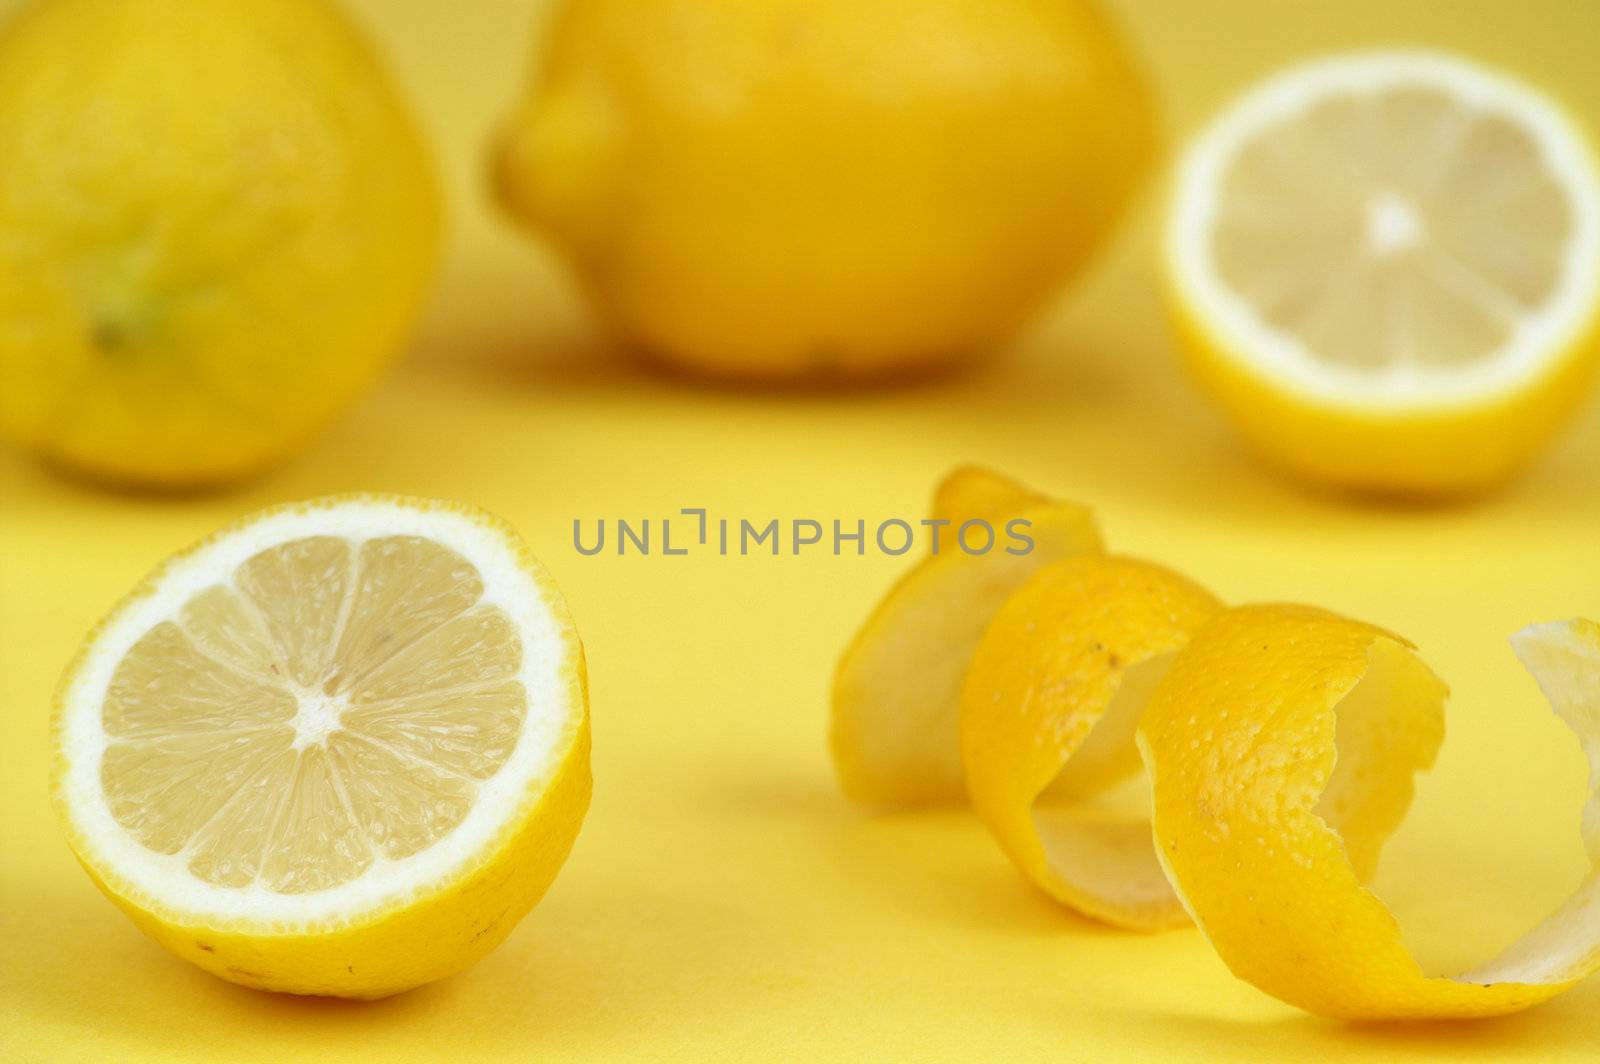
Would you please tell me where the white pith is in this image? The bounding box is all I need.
[56,500,577,926]
[1169,50,1600,410]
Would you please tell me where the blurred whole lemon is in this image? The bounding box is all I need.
[0,0,440,488]
[495,0,1154,382]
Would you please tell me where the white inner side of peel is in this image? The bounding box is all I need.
[1454,622,1600,984]
[1032,651,1180,915]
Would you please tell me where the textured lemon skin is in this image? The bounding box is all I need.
[51,496,592,999]
[1165,253,1600,498]
[0,0,441,488]
[495,0,1154,382]
[1136,604,1584,1020]
[961,555,1219,929]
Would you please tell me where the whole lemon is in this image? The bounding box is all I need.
[495,0,1154,382]
[0,0,441,488]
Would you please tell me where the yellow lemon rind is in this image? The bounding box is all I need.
[961,554,1222,930]
[1140,605,1600,1020]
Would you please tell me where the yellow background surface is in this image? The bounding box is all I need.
[6,1,1600,1059]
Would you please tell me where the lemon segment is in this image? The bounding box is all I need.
[1166,51,1600,494]
[831,470,1102,807]
[960,556,1220,929]
[53,497,591,998]
[1139,606,1600,1020]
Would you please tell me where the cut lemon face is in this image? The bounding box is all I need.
[1167,51,1600,494]
[831,468,1102,807]
[1139,606,1600,1020]
[960,555,1219,929]
[52,496,590,998]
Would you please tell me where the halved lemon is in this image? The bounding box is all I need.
[1167,51,1600,494]
[831,468,1102,807]
[51,496,591,998]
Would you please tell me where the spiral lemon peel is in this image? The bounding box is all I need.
[1140,609,1600,1020]
[837,467,1600,1020]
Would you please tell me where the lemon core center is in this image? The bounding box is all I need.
[1365,191,1423,257]
[292,689,349,749]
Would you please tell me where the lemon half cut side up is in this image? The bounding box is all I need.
[52,496,591,998]
[1166,50,1600,494]
[1139,606,1600,1020]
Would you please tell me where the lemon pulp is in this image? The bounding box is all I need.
[1211,82,1573,380]
[101,535,523,894]
[1166,51,1600,493]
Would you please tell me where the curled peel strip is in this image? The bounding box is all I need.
[960,554,1221,930]
[835,468,1600,1019]
[1137,606,1600,1020]
[831,469,1102,807]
